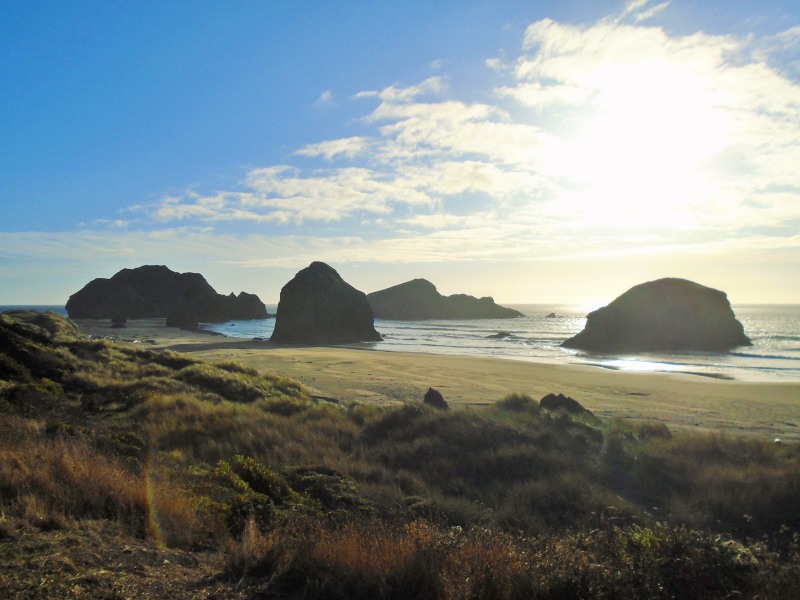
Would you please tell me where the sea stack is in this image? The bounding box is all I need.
[367,278,524,320]
[271,262,382,344]
[562,278,751,353]
[66,265,269,322]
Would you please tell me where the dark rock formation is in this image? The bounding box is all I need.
[270,262,382,344]
[540,393,592,416]
[367,279,524,320]
[225,291,270,320]
[423,387,449,410]
[562,278,751,353]
[66,265,269,323]
[487,331,513,339]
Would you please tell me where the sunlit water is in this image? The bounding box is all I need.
[7,304,798,382]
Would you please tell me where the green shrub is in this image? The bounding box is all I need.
[495,392,540,413]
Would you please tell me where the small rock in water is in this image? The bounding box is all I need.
[487,331,513,339]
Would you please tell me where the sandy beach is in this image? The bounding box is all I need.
[77,318,800,442]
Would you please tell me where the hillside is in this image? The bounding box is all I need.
[1,309,799,598]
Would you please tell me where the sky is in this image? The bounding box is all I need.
[1,0,799,306]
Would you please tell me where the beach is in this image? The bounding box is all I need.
[77,318,800,442]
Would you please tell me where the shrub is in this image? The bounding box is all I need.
[494,393,540,413]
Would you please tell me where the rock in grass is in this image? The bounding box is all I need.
[423,387,449,410]
[561,278,751,353]
[540,393,592,416]
[270,262,382,344]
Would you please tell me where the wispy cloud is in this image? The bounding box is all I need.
[296,137,371,160]
[619,0,671,24]
[314,89,334,107]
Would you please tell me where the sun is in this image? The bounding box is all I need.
[545,59,733,231]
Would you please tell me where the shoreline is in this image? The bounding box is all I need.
[73,318,800,442]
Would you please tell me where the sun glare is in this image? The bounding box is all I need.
[546,60,732,231]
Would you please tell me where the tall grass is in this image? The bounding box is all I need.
[3,311,800,597]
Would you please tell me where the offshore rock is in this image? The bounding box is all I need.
[270,262,382,344]
[562,278,751,353]
[367,279,524,320]
[66,265,269,323]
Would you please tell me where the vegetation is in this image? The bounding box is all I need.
[1,310,799,598]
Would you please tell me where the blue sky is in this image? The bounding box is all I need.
[2,0,799,305]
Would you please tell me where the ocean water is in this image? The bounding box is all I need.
[201,304,800,383]
[3,304,798,382]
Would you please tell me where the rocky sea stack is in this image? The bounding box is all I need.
[271,262,382,344]
[367,278,524,320]
[65,265,268,323]
[562,278,751,353]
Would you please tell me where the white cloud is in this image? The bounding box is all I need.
[355,76,446,103]
[125,4,800,295]
[484,57,508,72]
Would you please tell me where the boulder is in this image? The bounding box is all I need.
[65,265,269,323]
[562,278,751,353]
[270,262,382,344]
[367,279,524,320]
[540,393,592,416]
[423,387,449,410]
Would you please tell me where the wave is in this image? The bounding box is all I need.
[729,352,800,362]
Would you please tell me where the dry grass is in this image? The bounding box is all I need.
[0,415,205,548]
[226,514,799,600]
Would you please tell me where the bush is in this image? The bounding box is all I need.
[494,393,540,413]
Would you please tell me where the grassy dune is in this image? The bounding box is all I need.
[2,310,800,598]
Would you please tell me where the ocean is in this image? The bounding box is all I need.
[4,304,799,382]
[200,303,800,383]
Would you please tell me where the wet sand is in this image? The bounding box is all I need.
[76,319,800,441]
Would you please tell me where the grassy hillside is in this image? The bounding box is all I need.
[1,310,799,598]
